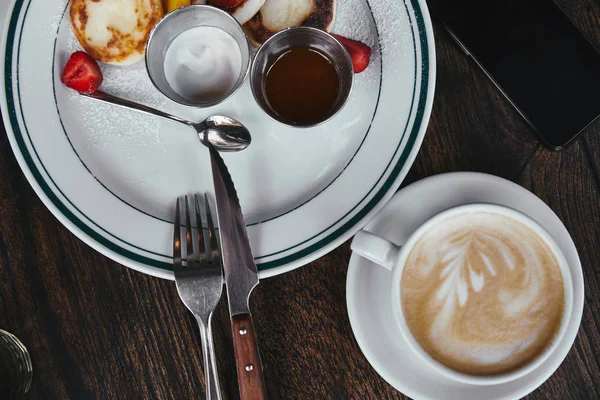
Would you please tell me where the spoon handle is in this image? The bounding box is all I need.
[83,91,194,128]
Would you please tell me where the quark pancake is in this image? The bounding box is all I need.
[229,0,267,25]
[244,0,335,45]
[70,0,164,65]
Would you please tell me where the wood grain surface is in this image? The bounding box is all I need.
[1,0,600,399]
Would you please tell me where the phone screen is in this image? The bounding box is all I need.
[428,0,600,149]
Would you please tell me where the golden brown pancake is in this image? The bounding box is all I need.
[70,0,164,65]
[244,0,335,45]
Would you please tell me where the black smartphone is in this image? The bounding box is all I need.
[428,0,600,149]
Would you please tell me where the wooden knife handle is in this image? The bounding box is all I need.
[231,314,267,400]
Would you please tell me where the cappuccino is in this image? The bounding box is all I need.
[400,211,565,376]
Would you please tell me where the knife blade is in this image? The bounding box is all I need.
[209,145,258,317]
[209,145,266,400]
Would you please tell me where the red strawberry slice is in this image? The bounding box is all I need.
[207,0,244,9]
[60,51,103,94]
[331,34,371,73]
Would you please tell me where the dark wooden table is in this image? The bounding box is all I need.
[2,1,600,399]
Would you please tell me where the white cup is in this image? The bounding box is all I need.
[351,203,574,386]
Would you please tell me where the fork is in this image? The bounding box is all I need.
[174,194,223,400]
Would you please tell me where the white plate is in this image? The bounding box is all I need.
[346,172,584,400]
[0,0,435,279]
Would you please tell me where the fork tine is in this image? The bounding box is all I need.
[185,195,194,268]
[173,198,182,271]
[195,194,207,264]
[205,194,220,265]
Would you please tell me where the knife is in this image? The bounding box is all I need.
[209,146,267,400]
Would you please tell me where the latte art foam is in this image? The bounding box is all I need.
[401,212,565,376]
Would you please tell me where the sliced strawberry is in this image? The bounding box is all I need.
[207,0,244,9]
[331,34,371,73]
[60,51,103,94]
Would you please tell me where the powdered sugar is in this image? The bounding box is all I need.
[75,94,165,151]
[330,0,381,88]
[46,0,68,36]
[331,0,375,47]
[80,60,169,155]
[100,63,167,109]
[369,0,412,59]
[55,12,169,154]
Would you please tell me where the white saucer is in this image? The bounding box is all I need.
[346,172,584,400]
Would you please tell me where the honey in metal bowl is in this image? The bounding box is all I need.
[264,47,340,126]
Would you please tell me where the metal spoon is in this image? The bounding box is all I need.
[82,91,251,152]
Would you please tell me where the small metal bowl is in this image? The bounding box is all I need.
[146,5,251,108]
[250,27,354,128]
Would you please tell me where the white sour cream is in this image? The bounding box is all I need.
[163,26,242,103]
